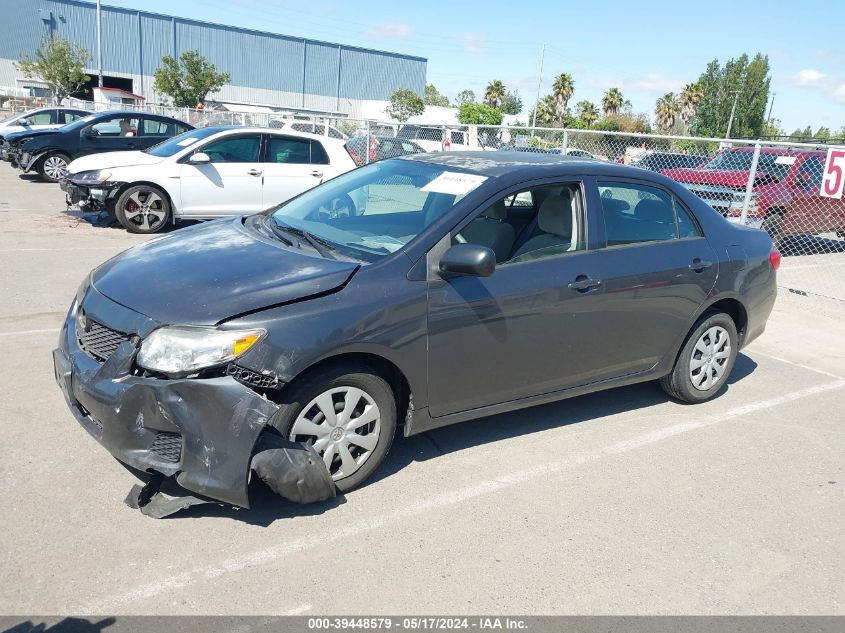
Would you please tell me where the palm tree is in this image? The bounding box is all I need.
[576,100,599,127]
[484,80,506,108]
[534,95,556,126]
[551,73,575,124]
[602,87,624,116]
[679,83,703,123]
[654,92,680,130]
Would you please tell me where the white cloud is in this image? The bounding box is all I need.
[794,68,827,86]
[632,74,683,93]
[834,85,845,104]
[463,33,486,54]
[365,22,413,39]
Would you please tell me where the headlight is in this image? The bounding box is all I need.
[137,326,265,374]
[72,169,112,184]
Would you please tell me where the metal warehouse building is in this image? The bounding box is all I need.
[0,0,427,117]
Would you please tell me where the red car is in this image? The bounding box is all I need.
[662,147,842,243]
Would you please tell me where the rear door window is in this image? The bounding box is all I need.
[597,181,680,245]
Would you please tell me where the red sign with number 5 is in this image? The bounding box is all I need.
[821,148,845,199]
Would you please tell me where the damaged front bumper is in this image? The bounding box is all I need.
[60,178,124,211]
[53,288,335,513]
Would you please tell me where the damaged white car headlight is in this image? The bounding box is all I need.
[137,326,265,374]
[71,169,112,184]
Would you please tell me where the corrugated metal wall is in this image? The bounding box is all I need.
[0,0,426,111]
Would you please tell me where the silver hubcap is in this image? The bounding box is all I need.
[689,325,732,391]
[290,386,381,480]
[44,156,67,179]
[124,190,166,231]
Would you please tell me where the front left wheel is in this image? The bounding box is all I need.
[37,153,70,182]
[270,363,396,493]
[115,185,171,234]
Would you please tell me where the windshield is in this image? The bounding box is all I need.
[144,127,221,157]
[270,159,488,261]
[703,151,793,180]
[0,112,27,124]
[59,114,99,132]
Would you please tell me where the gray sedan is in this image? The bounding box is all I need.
[53,152,778,514]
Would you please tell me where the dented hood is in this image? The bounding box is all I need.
[68,150,165,173]
[91,217,359,326]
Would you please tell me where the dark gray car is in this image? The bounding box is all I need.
[53,152,778,514]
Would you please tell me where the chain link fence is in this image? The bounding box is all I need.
[6,95,844,303]
[472,125,845,303]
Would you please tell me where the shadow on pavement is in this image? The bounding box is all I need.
[4,618,116,632]
[171,353,757,524]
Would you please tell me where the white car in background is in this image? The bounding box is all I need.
[395,125,470,152]
[62,126,358,233]
[269,119,348,140]
[0,107,90,158]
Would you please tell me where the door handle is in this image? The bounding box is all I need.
[310,170,323,178]
[568,277,602,292]
[247,169,262,176]
[688,259,713,272]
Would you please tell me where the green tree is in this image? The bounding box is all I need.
[153,50,231,107]
[457,102,503,125]
[499,90,523,115]
[655,92,680,130]
[601,87,624,116]
[456,90,475,105]
[576,100,599,127]
[16,37,90,104]
[533,95,557,126]
[815,126,831,141]
[552,73,575,124]
[386,88,425,122]
[679,83,703,123]
[484,80,506,108]
[689,53,771,138]
[424,84,450,107]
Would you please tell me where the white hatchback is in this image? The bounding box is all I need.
[63,126,357,233]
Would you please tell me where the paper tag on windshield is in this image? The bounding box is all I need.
[421,172,487,196]
[176,138,200,147]
[774,156,796,165]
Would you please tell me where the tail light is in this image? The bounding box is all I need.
[369,136,377,163]
[769,249,781,271]
[345,146,363,167]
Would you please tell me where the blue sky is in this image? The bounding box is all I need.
[107,0,845,133]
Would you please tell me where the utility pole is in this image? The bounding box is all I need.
[530,43,545,134]
[766,92,776,123]
[96,0,103,88]
[725,90,741,139]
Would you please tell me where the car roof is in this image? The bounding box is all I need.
[401,150,651,179]
[202,125,346,144]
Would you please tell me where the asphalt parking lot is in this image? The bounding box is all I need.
[0,162,843,616]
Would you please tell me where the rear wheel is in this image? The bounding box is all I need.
[762,210,785,248]
[115,185,171,234]
[270,363,396,493]
[37,153,70,182]
[660,311,738,404]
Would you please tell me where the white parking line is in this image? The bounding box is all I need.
[0,328,58,337]
[78,378,845,613]
[753,351,843,380]
[0,246,129,252]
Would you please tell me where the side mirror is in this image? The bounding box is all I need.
[82,129,97,139]
[189,152,211,165]
[439,243,496,278]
